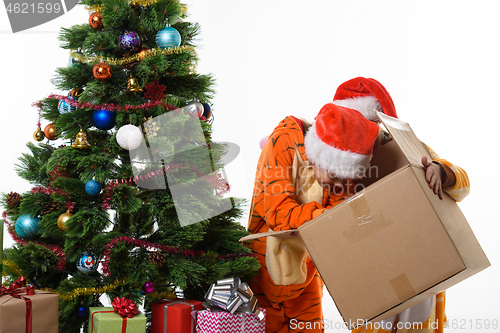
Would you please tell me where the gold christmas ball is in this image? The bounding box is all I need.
[89,12,104,30]
[44,123,59,140]
[57,210,73,231]
[93,62,112,81]
[33,126,45,141]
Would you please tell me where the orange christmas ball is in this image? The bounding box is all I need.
[89,12,104,30]
[93,62,112,81]
[138,47,149,60]
[44,123,59,140]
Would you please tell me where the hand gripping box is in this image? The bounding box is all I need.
[240,112,490,329]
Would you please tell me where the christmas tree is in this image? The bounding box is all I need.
[1,0,259,332]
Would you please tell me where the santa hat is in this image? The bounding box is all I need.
[332,77,398,121]
[304,104,380,179]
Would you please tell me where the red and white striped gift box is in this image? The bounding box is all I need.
[196,308,265,333]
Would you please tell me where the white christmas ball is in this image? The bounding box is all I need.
[116,124,143,150]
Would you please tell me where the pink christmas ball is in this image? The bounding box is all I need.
[143,281,155,294]
[259,135,269,149]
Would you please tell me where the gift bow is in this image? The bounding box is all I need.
[111,297,138,318]
[0,277,35,333]
[204,277,264,321]
[0,276,35,297]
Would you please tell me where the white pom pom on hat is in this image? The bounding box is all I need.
[304,104,380,179]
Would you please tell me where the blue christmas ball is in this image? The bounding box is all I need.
[76,251,99,273]
[85,180,102,196]
[118,30,141,52]
[76,304,89,318]
[15,215,40,239]
[155,26,181,49]
[58,98,76,114]
[92,109,116,130]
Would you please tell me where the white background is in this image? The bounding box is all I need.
[0,1,498,332]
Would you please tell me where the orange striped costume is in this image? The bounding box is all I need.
[247,116,349,332]
[247,116,470,333]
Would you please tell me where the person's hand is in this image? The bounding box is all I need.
[422,156,443,200]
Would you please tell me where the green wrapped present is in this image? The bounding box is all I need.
[88,307,146,333]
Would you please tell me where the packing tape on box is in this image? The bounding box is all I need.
[390,273,416,302]
[343,194,393,245]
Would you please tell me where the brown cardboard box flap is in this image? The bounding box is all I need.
[239,229,298,241]
[377,111,432,168]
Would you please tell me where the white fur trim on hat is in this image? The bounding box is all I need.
[304,124,372,179]
[331,95,381,122]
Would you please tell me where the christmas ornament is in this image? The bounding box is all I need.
[202,103,212,119]
[148,251,165,268]
[142,116,160,137]
[6,192,21,208]
[57,210,73,231]
[69,88,83,98]
[72,129,91,149]
[93,62,112,81]
[127,74,143,93]
[15,214,40,239]
[85,179,102,196]
[144,81,166,100]
[69,49,84,66]
[116,124,143,150]
[33,126,45,141]
[185,99,204,117]
[44,123,59,140]
[92,109,116,130]
[118,30,141,52]
[138,47,149,60]
[89,12,104,30]
[58,99,76,114]
[76,251,99,273]
[142,281,154,294]
[155,26,181,49]
[76,304,89,318]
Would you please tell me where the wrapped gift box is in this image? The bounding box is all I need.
[196,307,265,333]
[151,298,204,333]
[0,290,58,333]
[88,307,146,333]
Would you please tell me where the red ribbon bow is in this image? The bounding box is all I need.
[0,277,35,333]
[111,297,138,318]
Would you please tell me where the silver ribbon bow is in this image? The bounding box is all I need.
[204,277,264,321]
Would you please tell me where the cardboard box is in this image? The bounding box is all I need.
[0,290,58,333]
[240,112,490,329]
[88,307,146,333]
[151,298,204,333]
